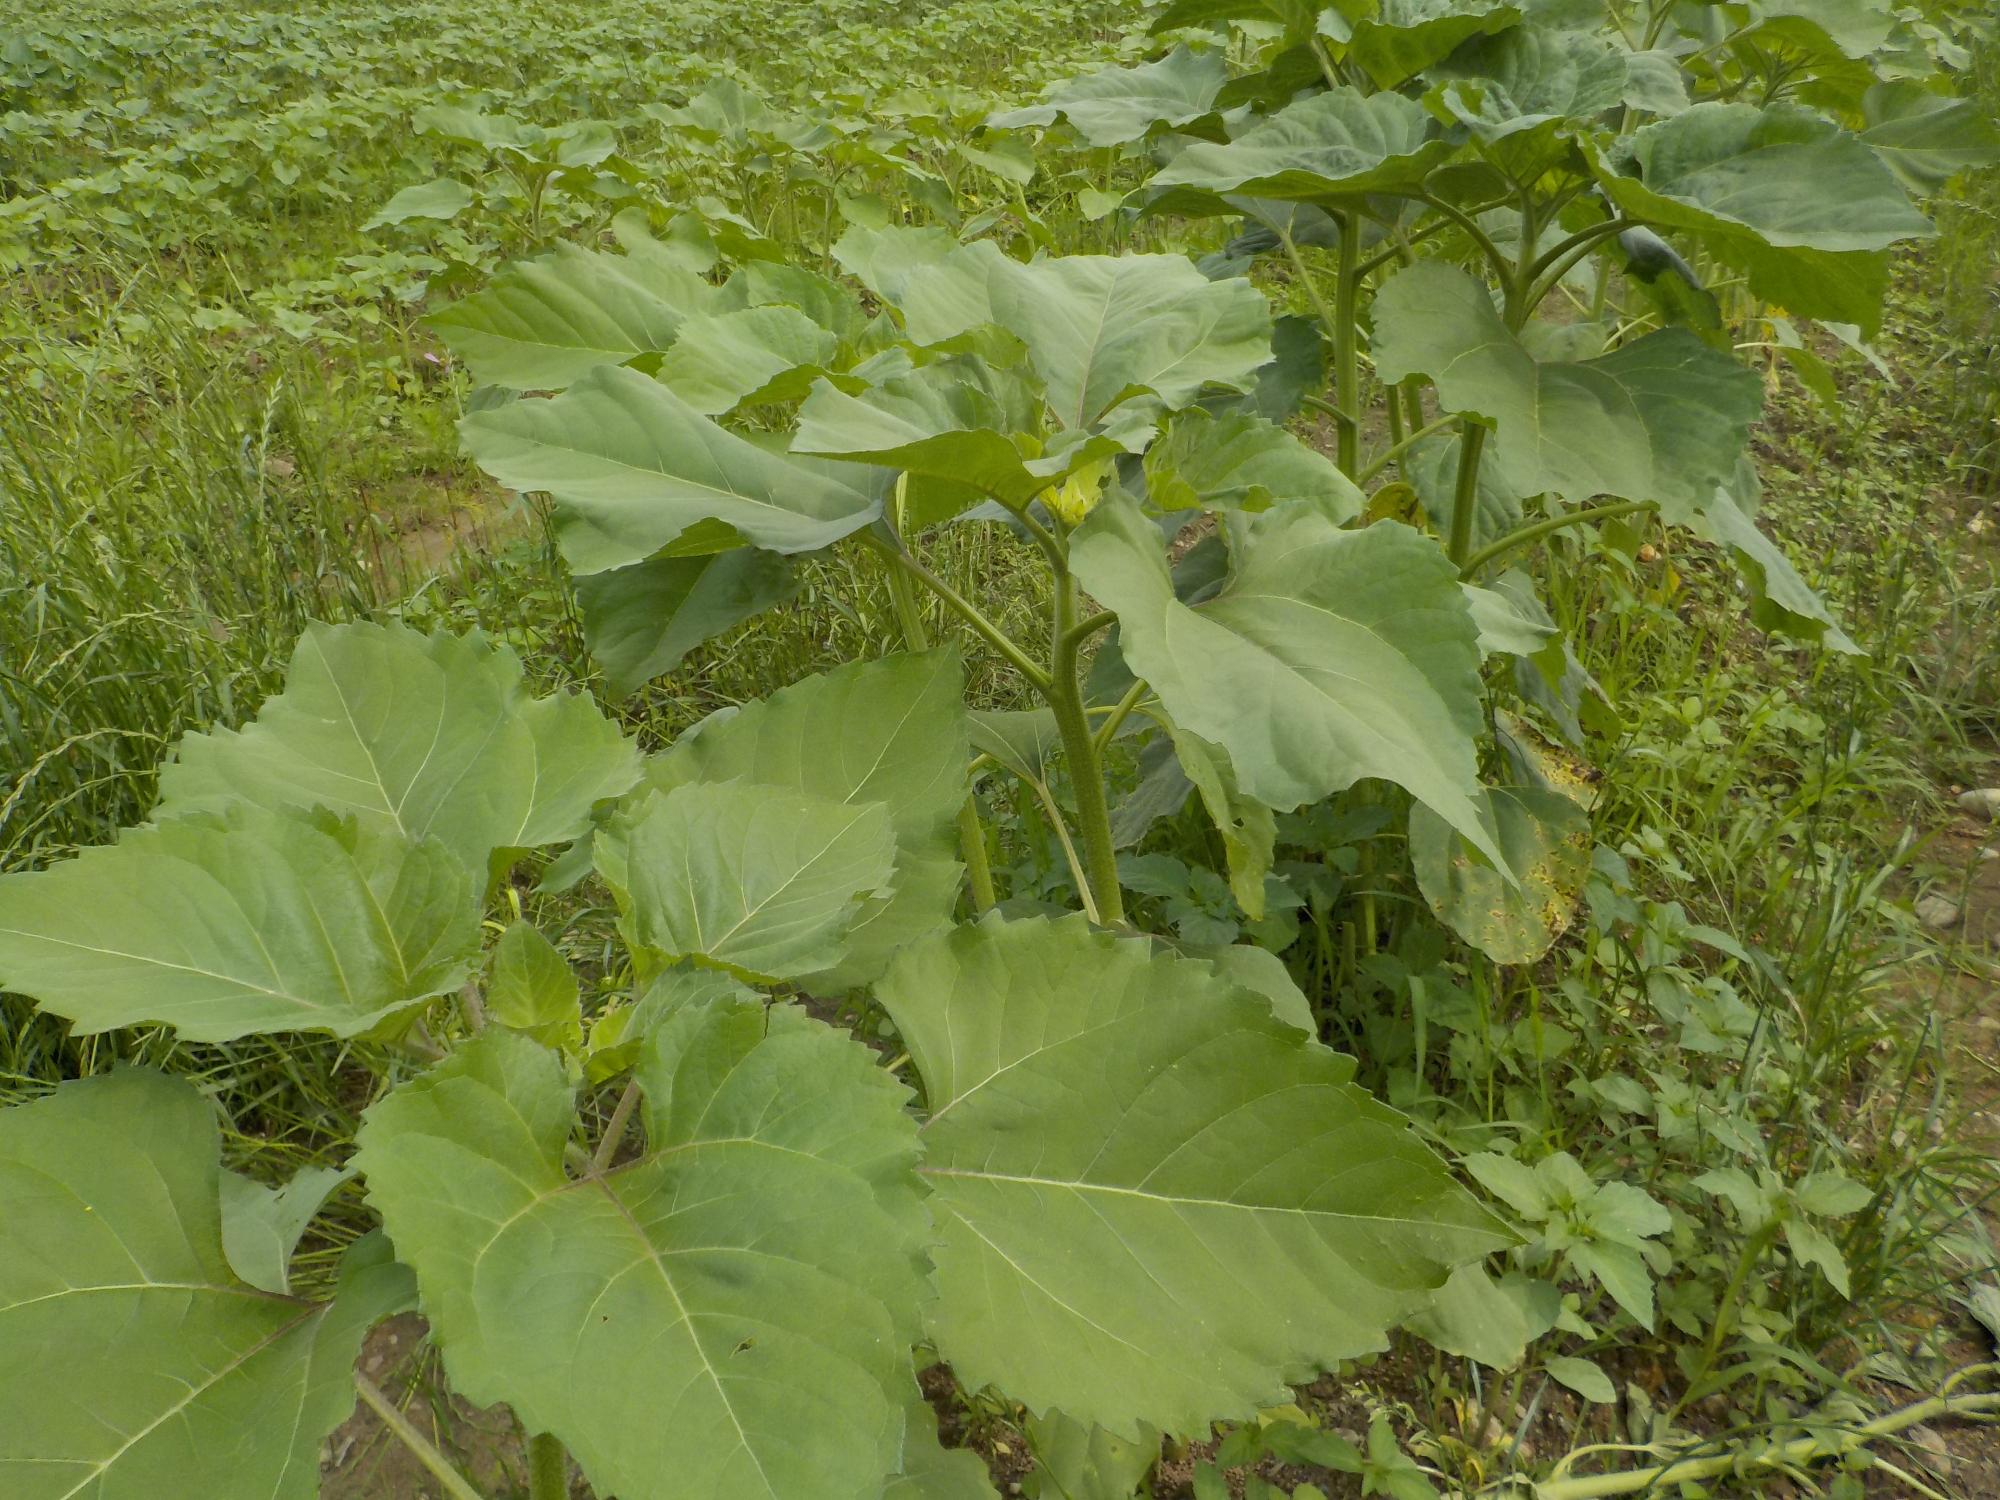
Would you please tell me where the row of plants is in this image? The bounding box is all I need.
[2,1,1998,1497]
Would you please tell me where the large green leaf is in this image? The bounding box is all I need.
[428,240,718,390]
[1145,407,1361,518]
[1148,89,1455,205]
[991,254,1274,431]
[792,357,1052,507]
[1343,0,1524,90]
[1427,24,1628,180]
[1410,785,1590,964]
[889,1404,1001,1500]
[157,621,640,873]
[1860,82,2000,193]
[1070,494,1502,865]
[0,1071,411,1499]
[356,1010,929,1500]
[988,46,1227,147]
[877,915,1511,1435]
[608,784,897,983]
[648,651,970,849]
[576,548,801,697]
[460,364,885,573]
[658,305,841,415]
[1594,102,1929,325]
[1372,261,1763,520]
[0,805,476,1041]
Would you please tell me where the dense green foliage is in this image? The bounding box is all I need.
[2,1,1998,1498]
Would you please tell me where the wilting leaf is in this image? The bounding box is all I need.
[1410,784,1590,963]
[358,1009,929,1500]
[0,1072,411,1498]
[877,915,1511,1436]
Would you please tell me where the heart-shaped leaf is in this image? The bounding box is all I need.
[0,1071,411,1498]
[1150,88,1455,206]
[0,805,476,1041]
[1071,493,1502,866]
[877,914,1511,1436]
[988,46,1228,147]
[157,620,640,873]
[356,1009,929,1500]
[1145,407,1363,518]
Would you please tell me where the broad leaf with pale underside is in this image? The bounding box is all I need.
[1070,493,1504,867]
[1148,89,1454,206]
[356,1009,929,1500]
[877,915,1511,1437]
[0,804,476,1042]
[460,365,885,573]
[427,240,719,390]
[644,651,970,988]
[987,46,1227,147]
[1342,0,1524,90]
[1145,407,1362,519]
[606,784,897,984]
[157,620,640,874]
[1372,261,1763,521]
[0,1071,411,1500]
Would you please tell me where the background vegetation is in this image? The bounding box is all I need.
[1,0,1996,1495]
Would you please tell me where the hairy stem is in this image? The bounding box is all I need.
[1333,210,1361,476]
[591,1079,642,1174]
[1049,573,1124,925]
[353,1374,489,1500]
[1359,413,1459,485]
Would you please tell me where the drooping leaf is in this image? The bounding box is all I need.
[0,805,476,1042]
[988,46,1228,147]
[1343,0,1525,90]
[1696,473,1860,653]
[1168,725,1276,918]
[1410,785,1590,964]
[428,240,718,390]
[1149,88,1455,205]
[1860,81,2000,193]
[1373,261,1763,521]
[460,364,885,573]
[1071,494,1503,866]
[988,254,1275,430]
[157,621,640,873]
[1594,102,1930,325]
[1025,1409,1163,1500]
[0,1071,412,1499]
[607,784,897,983]
[357,1009,930,1500]
[658,305,841,415]
[793,357,1052,507]
[486,920,583,1047]
[876,914,1511,1436]
[1746,0,1898,62]
[575,548,802,697]
[647,651,970,850]
[1404,1265,1560,1371]
[1145,407,1363,519]
[1463,580,1558,658]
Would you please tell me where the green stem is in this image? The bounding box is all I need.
[1534,1389,2000,1500]
[884,541,998,912]
[1049,573,1125,925]
[1458,499,1657,579]
[1525,219,1637,316]
[1446,423,1488,569]
[863,534,1051,692]
[1415,193,1514,286]
[353,1373,489,1500]
[1333,210,1361,477]
[590,1079,642,1174]
[528,1431,567,1500]
[1092,677,1149,755]
[1058,609,1117,657]
[1359,413,1458,485]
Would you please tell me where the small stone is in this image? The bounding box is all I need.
[1915,893,1962,930]
[1958,788,2000,821]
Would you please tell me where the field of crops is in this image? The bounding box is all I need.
[3,1,2000,1497]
